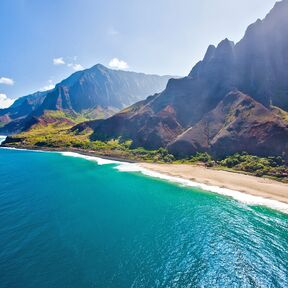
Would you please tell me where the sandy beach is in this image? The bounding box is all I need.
[2,135,288,210]
[139,163,288,204]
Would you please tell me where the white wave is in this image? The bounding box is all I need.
[115,162,288,214]
[0,135,7,145]
[3,147,286,214]
[59,152,288,214]
[60,151,122,165]
[0,146,45,153]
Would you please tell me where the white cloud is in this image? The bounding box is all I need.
[53,57,65,65]
[40,80,55,92]
[0,93,15,109]
[108,58,129,70]
[53,56,84,71]
[0,77,14,86]
[67,63,84,71]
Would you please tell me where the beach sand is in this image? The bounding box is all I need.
[139,163,288,204]
[2,135,288,210]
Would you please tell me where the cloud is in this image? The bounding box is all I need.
[40,80,55,92]
[108,58,129,70]
[0,77,14,86]
[0,93,15,109]
[53,57,65,65]
[53,56,84,71]
[67,63,84,71]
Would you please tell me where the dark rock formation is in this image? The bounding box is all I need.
[168,91,288,159]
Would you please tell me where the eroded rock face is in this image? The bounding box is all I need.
[91,1,288,158]
[0,91,48,134]
[235,0,288,110]
[168,91,288,159]
[39,64,172,113]
[90,95,184,149]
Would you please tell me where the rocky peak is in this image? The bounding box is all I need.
[203,45,216,62]
[266,0,288,21]
[215,38,235,59]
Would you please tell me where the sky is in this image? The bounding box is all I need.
[0,0,278,107]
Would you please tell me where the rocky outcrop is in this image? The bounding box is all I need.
[0,91,48,134]
[89,95,184,148]
[168,91,288,159]
[235,0,288,110]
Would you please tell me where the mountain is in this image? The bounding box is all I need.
[90,0,288,159]
[36,64,172,113]
[0,91,48,133]
[0,64,171,134]
[0,91,48,122]
[168,91,288,158]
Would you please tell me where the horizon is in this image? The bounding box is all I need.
[0,0,279,106]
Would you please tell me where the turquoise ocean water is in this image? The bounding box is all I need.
[0,142,287,287]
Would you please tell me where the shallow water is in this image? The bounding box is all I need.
[0,147,287,287]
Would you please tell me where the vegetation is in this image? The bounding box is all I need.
[218,152,288,181]
[272,106,288,124]
[174,152,214,166]
[4,119,176,162]
[40,110,89,124]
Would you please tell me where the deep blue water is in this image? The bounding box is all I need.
[0,147,287,287]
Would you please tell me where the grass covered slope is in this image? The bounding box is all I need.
[3,111,176,162]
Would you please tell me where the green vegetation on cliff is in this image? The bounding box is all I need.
[218,153,288,181]
[3,116,176,162]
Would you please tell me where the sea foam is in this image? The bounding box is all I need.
[115,162,288,214]
[59,152,288,214]
[2,147,287,214]
[0,135,7,145]
[60,151,122,165]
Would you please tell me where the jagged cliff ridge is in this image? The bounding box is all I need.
[36,64,172,112]
[0,64,171,134]
[0,91,48,134]
[90,0,288,159]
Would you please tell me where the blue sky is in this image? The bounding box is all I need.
[0,0,277,106]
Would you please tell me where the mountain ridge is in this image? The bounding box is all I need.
[0,64,172,134]
[90,0,288,160]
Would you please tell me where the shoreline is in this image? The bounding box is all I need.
[1,139,288,214]
[0,144,137,163]
[139,163,288,207]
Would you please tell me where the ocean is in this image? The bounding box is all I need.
[0,139,287,287]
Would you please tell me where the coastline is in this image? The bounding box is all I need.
[0,144,137,163]
[139,163,288,206]
[1,138,288,213]
[57,150,288,213]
